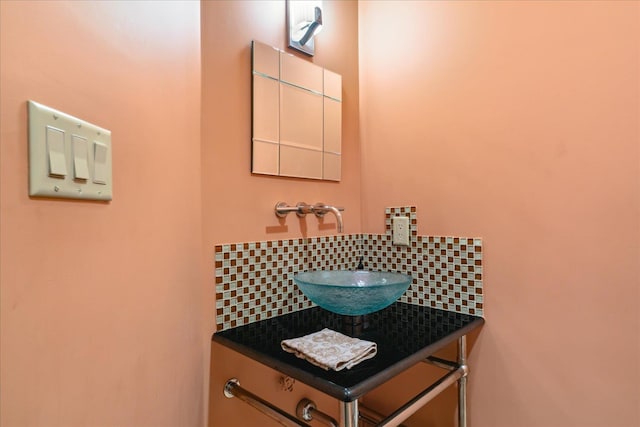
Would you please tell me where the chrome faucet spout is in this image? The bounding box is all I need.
[312,203,344,233]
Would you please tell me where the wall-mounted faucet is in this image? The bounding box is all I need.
[311,203,344,233]
[275,202,344,233]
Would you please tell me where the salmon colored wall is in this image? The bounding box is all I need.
[4,1,637,426]
[200,0,361,246]
[359,1,639,426]
[201,1,360,425]
[0,1,204,426]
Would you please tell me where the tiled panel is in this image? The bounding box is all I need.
[215,235,364,331]
[251,140,279,175]
[215,206,484,331]
[279,145,322,179]
[306,234,363,272]
[215,239,311,331]
[362,234,483,316]
[280,84,323,150]
[323,152,341,182]
[378,206,484,315]
[252,40,279,79]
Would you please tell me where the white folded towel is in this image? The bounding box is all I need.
[281,328,377,371]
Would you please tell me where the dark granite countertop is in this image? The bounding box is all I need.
[212,302,484,402]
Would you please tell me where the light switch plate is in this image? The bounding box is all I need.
[28,101,112,201]
[392,216,410,246]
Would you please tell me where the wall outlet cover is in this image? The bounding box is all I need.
[392,216,410,246]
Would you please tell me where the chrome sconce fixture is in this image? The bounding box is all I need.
[287,0,323,56]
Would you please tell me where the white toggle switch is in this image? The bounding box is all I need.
[29,100,112,200]
[46,126,67,177]
[93,141,108,184]
[72,135,90,180]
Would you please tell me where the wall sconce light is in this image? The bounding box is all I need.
[287,0,323,56]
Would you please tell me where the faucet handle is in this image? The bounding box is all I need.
[312,202,327,217]
[296,202,312,218]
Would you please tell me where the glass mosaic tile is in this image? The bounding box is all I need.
[215,206,483,331]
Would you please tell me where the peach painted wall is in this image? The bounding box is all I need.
[359,1,639,427]
[0,1,204,426]
[5,1,636,426]
[201,1,361,425]
[200,0,361,246]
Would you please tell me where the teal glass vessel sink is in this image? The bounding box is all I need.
[293,270,413,316]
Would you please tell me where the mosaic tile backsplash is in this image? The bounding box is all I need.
[215,206,483,331]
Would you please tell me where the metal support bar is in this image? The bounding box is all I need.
[339,400,359,427]
[297,398,338,427]
[224,378,312,427]
[458,336,468,427]
[358,405,409,427]
[423,355,458,371]
[357,408,380,426]
[376,366,466,427]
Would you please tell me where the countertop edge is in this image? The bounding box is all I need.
[344,315,485,400]
[213,333,351,399]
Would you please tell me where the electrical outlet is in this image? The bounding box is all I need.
[392,216,410,246]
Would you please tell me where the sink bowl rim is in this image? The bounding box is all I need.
[293,270,413,288]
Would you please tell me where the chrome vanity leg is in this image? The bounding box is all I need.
[457,336,468,427]
[339,400,359,427]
